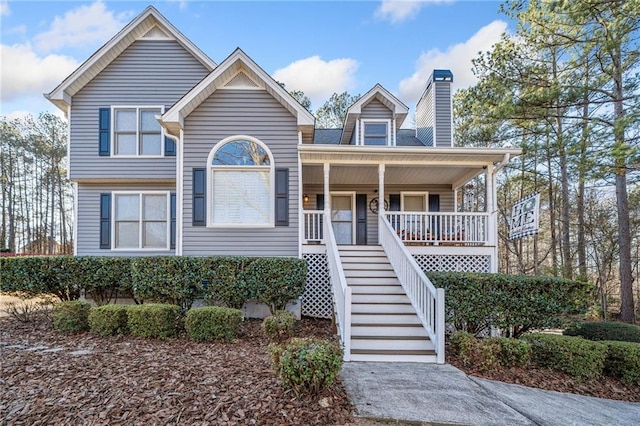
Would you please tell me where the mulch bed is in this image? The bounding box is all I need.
[0,316,354,425]
[447,350,640,403]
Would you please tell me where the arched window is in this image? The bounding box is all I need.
[207,136,274,226]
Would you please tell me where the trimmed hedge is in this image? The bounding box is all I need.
[269,337,343,395]
[523,334,607,380]
[202,257,255,309]
[84,257,134,305]
[53,300,91,333]
[603,341,640,385]
[449,332,529,371]
[185,306,243,342]
[427,272,593,337]
[564,321,640,343]
[262,310,296,341]
[245,257,307,314]
[88,304,130,336]
[127,303,180,339]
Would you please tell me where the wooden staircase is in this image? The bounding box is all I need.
[338,245,437,363]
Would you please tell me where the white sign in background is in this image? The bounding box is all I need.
[509,193,540,240]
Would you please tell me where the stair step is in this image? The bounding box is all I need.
[340,257,389,264]
[347,277,401,286]
[351,294,410,304]
[341,263,394,271]
[351,325,428,337]
[351,303,414,314]
[344,269,396,278]
[351,338,435,351]
[351,313,422,325]
[350,285,405,295]
[348,352,438,363]
[338,245,383,251]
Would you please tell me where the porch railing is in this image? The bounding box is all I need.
[303,210,324,243]
[379,214,445,364]
[386,212,489,245]
[324,212,351,361]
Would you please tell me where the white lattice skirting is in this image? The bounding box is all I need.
[302,253,332,319]
[413,254,491,273]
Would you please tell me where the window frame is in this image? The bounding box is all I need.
[111,105,165,158]
[401,191,429,212]
[206,135,275,228]
[111,191,171,251]
[360,119,392,146]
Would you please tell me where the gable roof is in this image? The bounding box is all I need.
[45,6,216,112]
[161,48,315,135]
[339,84,409,144]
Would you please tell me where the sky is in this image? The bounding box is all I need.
[0,0,512,122]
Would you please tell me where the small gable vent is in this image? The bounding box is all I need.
[224,71,259,88]
[141,25,172,40]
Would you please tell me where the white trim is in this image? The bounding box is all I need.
[66,104,71,180]
[330,191,356,245]
[298,149,303,258]
[111,105,165,157]
[401,191,429,212]
[432,83,437,147]
[360,119,392,147]
[73,183,78,256]
[110,191,171,251]
[177,129,184,255]
[206,135,275,228]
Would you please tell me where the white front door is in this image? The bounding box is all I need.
[331,194,354,245]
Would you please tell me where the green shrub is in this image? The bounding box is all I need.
[185,306,243,342]
[523,333,607,380]
[564,321,640,343]
[449,332,481,367]
[52,300,91,333]
[0,256,84,301]
[201,257,255,309]
[84,257,133,305]
[270,337,343,395]
[88,304,130,336]
[127,303,180,339]
[489,337,530,367]
[427,272,594,338]
[603,341,640,385]
[131,257,206,312]
[262,311,296,341]
[245,257,307,314]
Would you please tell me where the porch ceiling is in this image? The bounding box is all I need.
[299,145,521,188]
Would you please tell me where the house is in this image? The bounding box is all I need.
[46,6,520,363]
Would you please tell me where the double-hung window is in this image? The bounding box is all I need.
[360,119,392,146]
[113,192,169,249]
[113,106,164,156]
[208,137,274,227]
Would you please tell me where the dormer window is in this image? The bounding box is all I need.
[359,119,393,146]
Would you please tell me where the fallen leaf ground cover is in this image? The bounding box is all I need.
[0,316,353,425]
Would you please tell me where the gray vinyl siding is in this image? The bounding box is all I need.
[69,40,210,180]
[76,182,175,256]
[182,89,299,257]
[416,84,434,146]
[302,184,453,245]
[434,82,452,147]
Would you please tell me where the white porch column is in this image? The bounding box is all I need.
[378,163,386,237]
[323,163,331,218]
[485,164,498,272]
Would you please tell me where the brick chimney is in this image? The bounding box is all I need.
[415,69,453,147]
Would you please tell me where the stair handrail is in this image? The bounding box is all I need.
[323,213,352,361]
[379,214,445,364]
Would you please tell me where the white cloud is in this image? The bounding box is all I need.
[273,56,359,105]
[0,43,79,101]
[398,20,507,102]
[33,1,130,52]
[168,0,189,11]
[0,1,10,16]
[375,0,454,24]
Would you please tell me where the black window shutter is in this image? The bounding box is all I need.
[389,194,401,211]
[192,168,206,226]
[316,194,325,210]
[99,193,111,249]
[170,193,176,249]
[275,168,289,226]
[428,194,440,212]
[165,136,176,156]
[356,194,367,245]
[98,108,110,156]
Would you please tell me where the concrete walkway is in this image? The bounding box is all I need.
[341,362,640,426]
